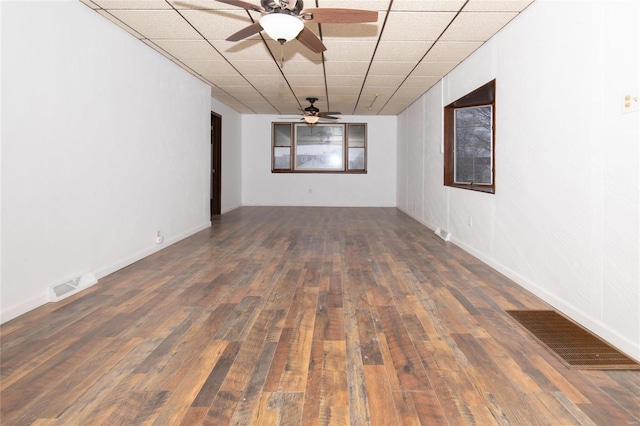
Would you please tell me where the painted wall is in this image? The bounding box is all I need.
[242,115,397,207]
[397,0,640,359]
[1,1,213,321]
[211,97,243,213]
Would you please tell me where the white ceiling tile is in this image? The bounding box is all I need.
[97,10,144,38]
[216,84,263,95]
[322,41,377,61]
[321,13,385,41]
[292,87,327,97]
[374,41,433,61]
[183,59,239,76]
[401,75,441,89]
[87,0,532,116]
[244,74,292,90]
[423,41,483,61]
[232,60,280,75]
[141,39,176,58]
[325,75,366,87]
[464,0,535,12]
[381,11,457,41]
[365,74,407,87]
[391,0,466,11]
[92,0,172,9]
[107,10,202,39]
[315,1,390,11]
[279,61,324,75]
[284,74,326,87]
[209,75,251,86]
[211,39,273,60]
[80,0,100,10]
[368,61,417,75]
[168,0,249,10]
[323,62,370,76]
[412,61,458,76]
[180,9,258,40]
[327,86,361,96]
[441,11,519,41]
[151,40,222,60]
[392,87,424,99]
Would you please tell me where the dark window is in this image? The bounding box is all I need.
[444,80,495,193]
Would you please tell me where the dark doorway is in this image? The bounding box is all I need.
[211,112,222,217]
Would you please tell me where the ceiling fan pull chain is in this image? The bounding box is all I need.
[280,42,285,68]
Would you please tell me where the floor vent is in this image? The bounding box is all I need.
[507,310,640,370]
[49,273,97,302]
[434,227,451,241]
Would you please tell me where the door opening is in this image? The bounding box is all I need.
[211,112,222,217]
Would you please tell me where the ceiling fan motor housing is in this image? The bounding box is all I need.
[262,0,303,14]
[304,97,320,115]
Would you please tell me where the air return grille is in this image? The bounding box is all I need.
[507,310,640,370]
[49,273,97,302]
[434,227,451,241]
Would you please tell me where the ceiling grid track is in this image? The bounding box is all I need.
[352,0,394,115]
[79,0,535,116]
[377,0,470,114]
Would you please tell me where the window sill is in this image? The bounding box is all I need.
[446,183,495,194]
[272,170,367,174]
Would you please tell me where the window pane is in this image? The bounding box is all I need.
[348,148,365,170]
[454,105,492,185]
[295,124,344,170]
[348,124,366,147]
[274,124,291,147]
[273,147,291,169]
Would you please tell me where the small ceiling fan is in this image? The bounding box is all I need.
[300,97,340,123]
[215,0,378,53]
[279,97,341,124]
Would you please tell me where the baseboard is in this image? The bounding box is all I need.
[221,204,242,214]
[95,221,212,279]
[1,293,49,324]
[450,236,640,362]
[0,221,212,325]
[397,205,639,362]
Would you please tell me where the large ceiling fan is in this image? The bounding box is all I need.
[216,0,378,53]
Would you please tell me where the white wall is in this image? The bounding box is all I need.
[242,115,397,207]
[211,98,243,213]
[397,0,640,360]
[1,1,213,321]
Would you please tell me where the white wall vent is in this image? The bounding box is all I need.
[48,272,97,302]
[434,227,451,242]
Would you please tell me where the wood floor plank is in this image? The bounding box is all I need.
[363,365,399,425]
[1,207,638,425]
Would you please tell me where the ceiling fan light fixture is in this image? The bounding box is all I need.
[259,13,304,43]
[304,115,320,124]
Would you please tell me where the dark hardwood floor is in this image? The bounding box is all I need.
[1,207,639,425]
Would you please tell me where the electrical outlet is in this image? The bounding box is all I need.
[622,90,639,113]
[468,216,473,227]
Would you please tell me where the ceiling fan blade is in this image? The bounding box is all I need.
[321,115,339,120]
[300,8,378,24]
[214,0,264,12]
[295,27,326,53]
[318,111,341,117]
[226,22,263,41]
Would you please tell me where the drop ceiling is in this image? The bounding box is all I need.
[79,0,534,116]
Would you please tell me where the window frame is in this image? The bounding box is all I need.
[444,79,496,194]
[272,122,367,174]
